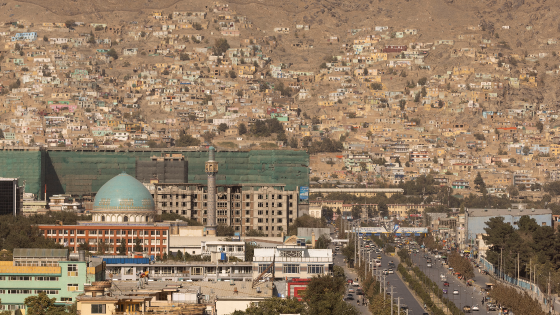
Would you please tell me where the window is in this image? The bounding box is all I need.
[8,276,30,281]
[258,203,264,208]
[258,195,263,200]
[67,284,79,291]
[283,264,300,274]
[61,298,72,302]
[7,290,31,294]
[258,218,263,223]
[258,264,269,273]
[258,210,263,215]
[68,264,78,276]
[36,290,58,295]
[91,304,106,314]
[308,265,324,274]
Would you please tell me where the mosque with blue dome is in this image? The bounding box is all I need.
[91,172,156,224]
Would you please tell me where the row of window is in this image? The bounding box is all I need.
[0,289,60,295]
[159,194,295,201]
[258,264,325,274]
[0,276,59,281]
[161,202,295,209]
[46,230,167,236]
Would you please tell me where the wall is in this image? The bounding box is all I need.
[0,149,309,198]
[297,228,330,238]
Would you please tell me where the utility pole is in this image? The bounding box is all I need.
[500,247,503,280]
[354,224,357,268]
[390,286,394,315]
[397,297,401,315]
[358,220,361,268]
[517,252,520,281]
[383,275,387,300]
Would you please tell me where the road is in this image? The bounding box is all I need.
[413,250,497,314]
[330,228,425,315]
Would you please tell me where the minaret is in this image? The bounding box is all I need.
[205,146,218,236]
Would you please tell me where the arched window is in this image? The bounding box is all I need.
[124,216,129,222]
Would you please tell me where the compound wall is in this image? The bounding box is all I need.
[0,149,309,199]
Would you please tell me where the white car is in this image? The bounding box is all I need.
[453,289,459,295]
[388,269,394,274]
[472,305,479,311]
[427,263,432,268]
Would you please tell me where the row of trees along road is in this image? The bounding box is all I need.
[483,215,560,294]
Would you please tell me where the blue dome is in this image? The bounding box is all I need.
[93,173,155,212]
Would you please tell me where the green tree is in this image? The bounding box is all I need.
[117,239,127,255]
[176,250,184,261]
[418,77,428,85]
[175,134,200,147]
[64,20,75,28]
[238,123,247,135]
[239,297,306,315]
[107,48,118,59]
[536,121,544,133]
[244,242,257,262]
[97,241,107,255]
[522,146,531,155]
[288,137,298,148]
[474,172,486,194]
[216,224,235,236]
[25,292,64,315]
[134,238,143,252]
[213,38,230,56]
[217,123,228,133]
[315,235,331,249]
[378,202,389,217]
[303,275,359,315]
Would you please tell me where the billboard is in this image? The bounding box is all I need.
[299,186,309,200]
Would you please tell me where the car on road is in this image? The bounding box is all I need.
[352,281,360,287]
[388,268,394,274]
[463,305,471,313]
[347,279,353,284]
[443,289,448,294]
[346,294,354,300]
[443,281,449,286]
[348,288,355,293]
[486,304,497,311]
[471,305,479,311]
[356,289,364,295]
[453,289,459,295]
[377,255,382,259]
[427,263,432,268]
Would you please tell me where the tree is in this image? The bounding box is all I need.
[97,241,107,255]
[217,123,228,133]
[107,48,118,59]
[244,242,258,261]
[473,133,485,141]
[216,224,234,236]
[366,130,373,140]
[180,53,190,61]
[522,146,531,155]
[288,138,298,148]
[64,20,75,28]
[134,238,143,252]
[238,297,306,315]
[213,38,230,56]
[78,242,90,253]
[303,275,359,315]
[238,123,247,135]
[117,239,127,255]
[474,172,486,194]
[176,250,184,261]
[25,292,63,315]
[418,77,428,85]
[432,156,439,164]
[315,235,331,249]
[175,134,200,147]
[228,70,237,79]
[202,131,216,143]
[378,202,389,217]
[351,205,362,220]
[536,121,544,133]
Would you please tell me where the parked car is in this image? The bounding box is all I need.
[348,288,355,293]
[463,305,471,313]
[346,294,354,300]
[347,279,353,284]
[487,304,497,311]
[443,281,449,287]
[471,305,479,311]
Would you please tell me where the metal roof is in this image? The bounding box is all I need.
[13,248,68,258]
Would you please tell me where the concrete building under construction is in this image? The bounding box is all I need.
[136,154,188,184]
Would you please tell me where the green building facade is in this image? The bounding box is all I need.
[0,149,309,199]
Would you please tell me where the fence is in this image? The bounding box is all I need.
[479,257,556,312]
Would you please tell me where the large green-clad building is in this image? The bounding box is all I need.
[0,148,309,199]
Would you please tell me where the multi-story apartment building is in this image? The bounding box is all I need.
[148,183,299,237]
[0,249,104,311]
[252,245,332,280]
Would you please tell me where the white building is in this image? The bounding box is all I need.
[252,245,332,280]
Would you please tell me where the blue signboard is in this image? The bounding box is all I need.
[299,186,309,200]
